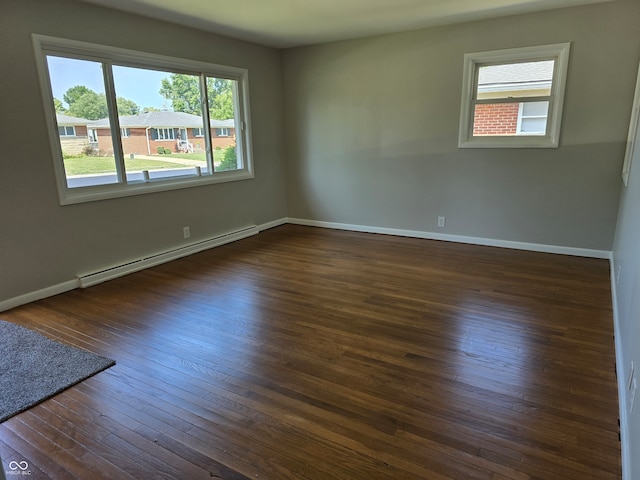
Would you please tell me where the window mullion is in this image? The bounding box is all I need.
[102,61,127,184]
[474,95,552,106]
[232,80,244,170]
[199,74,214,174]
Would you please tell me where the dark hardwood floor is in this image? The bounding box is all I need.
[0,224,621,479]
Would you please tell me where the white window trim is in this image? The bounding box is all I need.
[121,127,130,138]
[458,43,571,149]
[215,127,230,137]
[516,102,548,136]
[193,127,204,137]
[622,62,640,187]
[32,34,254,205]
[155,128,175,141]
[59,126,76,137]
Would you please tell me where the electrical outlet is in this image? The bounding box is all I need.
[631,379,637,413]
[437,216,446,228]
[183,226,190,239]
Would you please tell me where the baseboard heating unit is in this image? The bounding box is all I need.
[78,225,259,288]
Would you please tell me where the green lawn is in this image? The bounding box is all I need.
[153,150,225,162]
[64,156,190,176]
[158,152,206,161]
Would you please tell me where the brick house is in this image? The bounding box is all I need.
[56,114,91,155]
[87,111,236,155]
[473,61,553,136]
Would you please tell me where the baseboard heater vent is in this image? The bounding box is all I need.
[78,225,259,288]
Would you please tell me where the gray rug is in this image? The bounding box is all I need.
[0,319,115,423]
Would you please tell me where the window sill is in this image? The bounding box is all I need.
[59,169,254,205]
[458,136,559,149]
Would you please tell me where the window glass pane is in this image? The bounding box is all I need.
[476,60,554,100]
[522,101,549,117]
[111,66,208,181]
[46,55,118,188]
[473,101,550,137]
[518,101,549,135]
[206,76,239,172]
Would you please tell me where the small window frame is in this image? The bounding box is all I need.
[458,43,571,149]
[58,126,76,137]
[33,34,254,205]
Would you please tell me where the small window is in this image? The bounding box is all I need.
[517,101,549,135]
[153,128,175,141]
[215,128,230,137]
[58,126,76,136]
[459,43,570,148]
[33,34,254,205]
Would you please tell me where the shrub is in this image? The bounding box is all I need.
[157,146,165,154]
[82,144,97,156]
[218,146,237,171]
[163,147,172,154]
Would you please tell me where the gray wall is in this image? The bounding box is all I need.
[2,0,639,475]
[612,84,640,479]
[0,0,287,303]
[283,0,640,251]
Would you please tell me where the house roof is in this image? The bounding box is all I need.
[56,113,91,125]
[478,61,554,93]
[87,111,235,129]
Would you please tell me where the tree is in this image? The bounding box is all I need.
[159,75,201,115]
[159,74,234,120]
[61,85,140,120]
[63,85,92,107]
[53,98,66,113]
[117,97,140,116]
[210,88,234,120]
[67,90,108,120]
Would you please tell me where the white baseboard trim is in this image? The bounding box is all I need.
[609,255,631,480]
[286,217,611,259]
[258,217,288,232]
[0,217,613,312]
[0,279,79,313]
[78,225,260,288]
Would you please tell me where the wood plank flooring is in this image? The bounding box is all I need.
[0,224,621,479]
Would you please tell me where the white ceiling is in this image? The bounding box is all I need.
[77,0,614,48]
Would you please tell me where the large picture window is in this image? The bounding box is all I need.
[458,43,570,149]
[33,34,253,205]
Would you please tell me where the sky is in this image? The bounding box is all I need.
[47,55,173,110]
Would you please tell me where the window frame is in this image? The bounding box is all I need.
[33,34,254,205]
[516,101,549,136]
[154,128,175,141]
[58,126,76,137]
[458,43,571,149]
[215,127,230,137]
